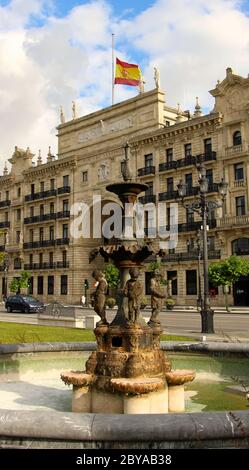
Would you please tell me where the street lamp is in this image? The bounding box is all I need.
[177,163,228,334]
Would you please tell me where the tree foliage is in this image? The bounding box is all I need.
[208,255,249,287]
[9,271,31,294]
[104,264,120,288]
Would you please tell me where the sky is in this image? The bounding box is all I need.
[1,0,249,168]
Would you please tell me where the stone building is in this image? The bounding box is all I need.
[1,67,249,306]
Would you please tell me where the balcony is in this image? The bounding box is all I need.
[56,261,70,268]
[25,189,57,202]
[138,166,155,177]
[24,213,57,224]
[0,200,11,208]
[178,219,217,232]
[138,194,156,204]
[56,237,70,245]
[158,152,217,173]
[56,210,70,219]
[232,180,246,188]
[225,144,248,157]
[0,221,10,228]
[161,250,221,262]
[57,186,71,195]
[24,263,56,270]
[0,245,5,252]
[159,190,178,201]
[23,240,56,250]
[217,215,249,229]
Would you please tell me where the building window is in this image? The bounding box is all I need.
[187,238,195,252]
[30,206,34,217]
[16,231,21,243]
[167,271,177,295]
[146,181,153,196]
[6,190,9,200]
[208,236,215,251]
[234,163,244,181]
[31,184,35,195]
[236,196,245,216]
[4,212,8,222]
[184,143,192,158]
[61,275,68,295]
[50,202,54,214]
[82,171,88,182]
[62,250,67,265]
[166,148,173,163]
[186,270,197,295]
[40,205,44,216]
[62,224,68,239]
[186,208,194,224]
[233,130,242,146]
[40,181,44,192]
[49,252,53,267]
[50,178,55,190]
[145,271,153,295]
[49,226,54,241]
[14,257,21,269]
[144,153,153,167]
[29,254,33,266]
[29,229,34,242]
[232,238,249,255]
[39,253,43,265]
[167,177,174,193]
[16,208,21,221]
[206,169,213,189]
[63,200,69,212]
[185,173,192,190]
[48,276,54,295]
[28,277,33,295]
[204,138,212,155]
[63,175,69,187]
[17,187,21,197]
[37,276,44,295]
[39,228,44,242]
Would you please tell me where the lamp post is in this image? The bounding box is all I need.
[177,163,228,334]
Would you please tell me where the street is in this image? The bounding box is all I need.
[0,307,249,340]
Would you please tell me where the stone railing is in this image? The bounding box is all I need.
[217,215,249,228]
[225,143,248,157]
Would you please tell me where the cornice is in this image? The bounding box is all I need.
[23,156,77,181]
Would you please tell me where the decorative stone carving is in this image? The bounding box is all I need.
[148,269,166,326]
[92,270,109,326]
[97,162,110,182]
[154,67,160,88]
[124,268,143,324]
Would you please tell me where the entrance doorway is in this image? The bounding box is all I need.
[233,276,249,306]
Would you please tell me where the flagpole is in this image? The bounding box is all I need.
[112,33,115,105]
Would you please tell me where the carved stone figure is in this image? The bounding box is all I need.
[121,142,132,182]
[98,163,110,182]
[60,106,65,124]
[92,270,108,325]
[72,101,77,120]
[139,77,145,94]
[124,268,143,324]
[154,67,160,88]
[148,269,166,326]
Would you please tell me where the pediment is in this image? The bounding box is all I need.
[209,68,249,114]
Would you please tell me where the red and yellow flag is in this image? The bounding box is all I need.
[114,58,141,86]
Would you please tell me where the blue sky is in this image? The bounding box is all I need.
[2,0,249,162]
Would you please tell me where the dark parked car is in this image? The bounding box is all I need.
[5,295,45,313]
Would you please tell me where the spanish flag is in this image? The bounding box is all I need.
[114,58,141,86]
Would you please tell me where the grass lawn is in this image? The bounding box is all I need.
[0,322,196,344]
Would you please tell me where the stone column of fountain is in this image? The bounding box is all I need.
[61,143,195,414]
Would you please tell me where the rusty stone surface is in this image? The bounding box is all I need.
[60,371,95,387]
[111,377,166,395]
[165,369,196,386]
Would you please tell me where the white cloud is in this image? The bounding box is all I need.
[1,0,249,171]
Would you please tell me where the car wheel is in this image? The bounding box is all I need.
[7,306,12,313]
[24,307,29,313]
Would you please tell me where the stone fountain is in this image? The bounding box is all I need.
[61,143,195,414]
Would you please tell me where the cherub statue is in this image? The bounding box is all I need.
[154,66,160,88]
[92,270,108,326]
[148,269,166,326]
[124,267,143,324]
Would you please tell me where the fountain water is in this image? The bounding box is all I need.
[61,143,195,413]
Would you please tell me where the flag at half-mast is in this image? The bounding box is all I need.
[114,58,142,86]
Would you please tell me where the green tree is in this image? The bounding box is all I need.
[9,270,31,294]
[104,264,120,297]
[208,255,249,311]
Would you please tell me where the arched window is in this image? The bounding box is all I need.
[232,238,249,255]
[233,130,242,146]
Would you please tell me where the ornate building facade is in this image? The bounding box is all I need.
[1,67,249,306]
